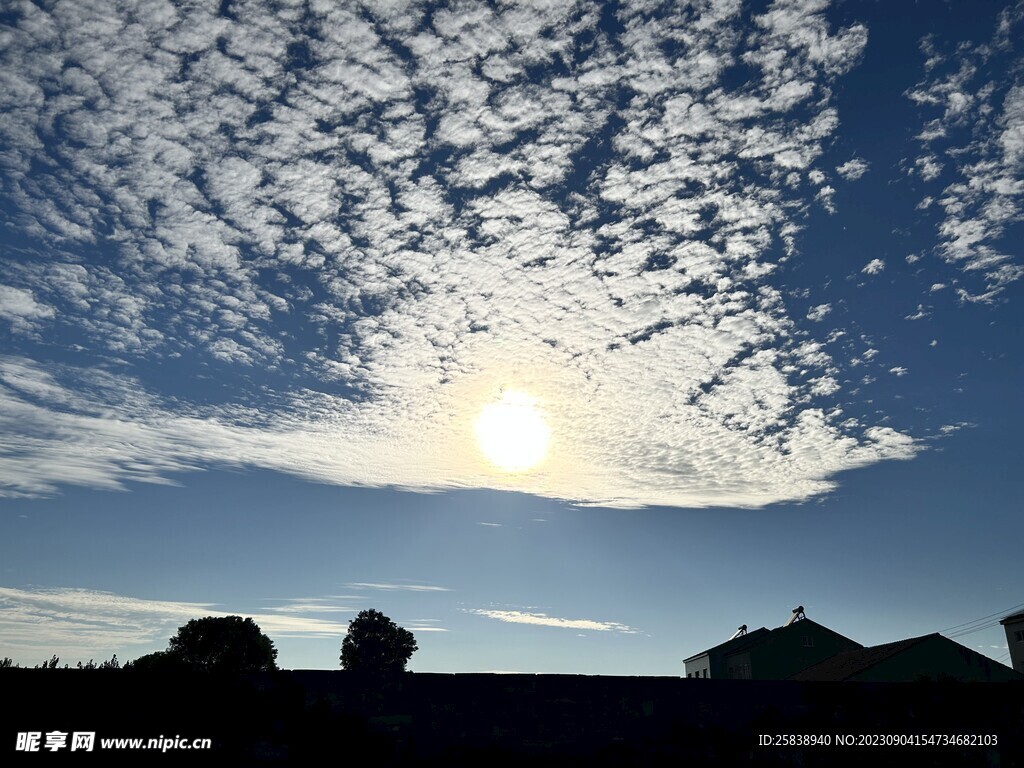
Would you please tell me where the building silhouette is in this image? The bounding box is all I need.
[683,607,861,680]
[792,633,1021,682]
[684,606,1023,682]
[1001,610,1024,674]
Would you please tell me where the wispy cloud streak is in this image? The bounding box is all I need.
[347,583,452,593]
[470,609,638,634]
[0,586,349,662]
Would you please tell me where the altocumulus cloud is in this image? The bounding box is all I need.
[0,0,921,508]
[907,5,1024,302]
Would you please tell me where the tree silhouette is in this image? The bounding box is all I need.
[127,650,181,671]
[340,609,417,674]
[161,616,278,673]
[77,655,119,669]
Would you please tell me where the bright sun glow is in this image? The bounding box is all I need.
[475,391,550,473]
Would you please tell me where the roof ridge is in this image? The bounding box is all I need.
[791,634,934,681]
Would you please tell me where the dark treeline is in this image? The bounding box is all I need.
[1,654,122,669]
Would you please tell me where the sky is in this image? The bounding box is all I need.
[0,0,1022,674]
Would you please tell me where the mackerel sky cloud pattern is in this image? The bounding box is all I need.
[14,0,1015,508]
[906,6,1024,302]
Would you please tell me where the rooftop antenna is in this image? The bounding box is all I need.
[727,624,748,640]
[784,606,805,626]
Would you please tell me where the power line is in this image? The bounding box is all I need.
[946,620,1003,640]
[938,601,1024,635]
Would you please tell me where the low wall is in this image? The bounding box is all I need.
[4,670,1021,765]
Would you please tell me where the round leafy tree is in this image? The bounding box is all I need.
[165,615,278,673]
[340,609,417,673]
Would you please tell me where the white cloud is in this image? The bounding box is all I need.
[915,154,944,181]
[835,157,869,180]
[806,303,832,322]
[396,615,450,633]
[263,599,358,615]
[816,184,836,213]
[0,285,54,333]
[0,0,919,509]
[889,366,908,377]
[0,586,348,663]
[908,10,1024,301]
[862,259,885,275]
[469,609,638,634]
[347,583,451,593]
[939,422,974,434]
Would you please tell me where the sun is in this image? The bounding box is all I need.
[475,390,550,473]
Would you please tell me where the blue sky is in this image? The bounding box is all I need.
[0,0,1021,673]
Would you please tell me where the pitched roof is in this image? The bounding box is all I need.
[789,634,934,681]
[749,617,861,653]
[683,627,770,663]
[685,616,864,665]
[999,611,1024,624]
